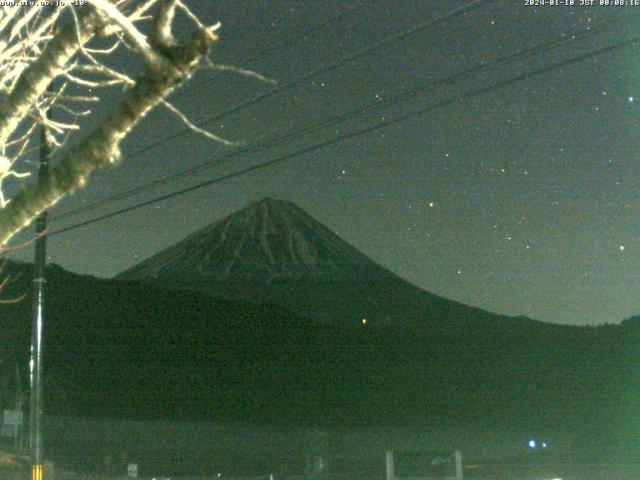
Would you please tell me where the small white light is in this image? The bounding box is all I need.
[529,439,536,448]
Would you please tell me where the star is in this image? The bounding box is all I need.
[628,96,635,104]
[619,245,625,251]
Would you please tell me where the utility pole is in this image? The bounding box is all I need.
[30,101,51,480]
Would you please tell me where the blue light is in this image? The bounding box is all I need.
[529,440,536,448]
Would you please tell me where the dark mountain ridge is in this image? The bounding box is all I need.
[0,198,636,441]
[0,259,636,442]
[118,197,541,329]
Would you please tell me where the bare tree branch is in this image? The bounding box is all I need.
[87,0,165,69]
[153,0,177,47]
[0,27,218,244]
[206,60,277,85]
[161,99,237,146]
[0,1,249,248]
[0,9,99,147]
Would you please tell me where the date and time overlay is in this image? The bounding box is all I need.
[526,0,640,6]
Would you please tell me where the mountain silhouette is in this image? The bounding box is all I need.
[118,197,534,329]
[0,199,635,456]
[0,261,633,446]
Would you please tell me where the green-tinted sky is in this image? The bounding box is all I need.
[9,0,640,325]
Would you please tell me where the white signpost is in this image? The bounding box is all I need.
[127,463,138,479]
[3,409,23,427]
[2,410,23,446]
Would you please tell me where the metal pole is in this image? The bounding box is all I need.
[455,450,463,480]
[30,98,51,480]
[385,450,394,480]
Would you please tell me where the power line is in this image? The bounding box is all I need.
[48,36,640,237]
[172,0,368,99]
[50,12,639,222]
[60,0,489,177]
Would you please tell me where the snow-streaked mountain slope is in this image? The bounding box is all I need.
[118,197,535,329]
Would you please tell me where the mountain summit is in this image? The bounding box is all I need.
[120,197,376,282]
[118,197,529,328]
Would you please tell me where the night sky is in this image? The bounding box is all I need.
[8,0,640,326]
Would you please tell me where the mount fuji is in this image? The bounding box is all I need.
[0,199,633,433]
[118,197,531,329]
